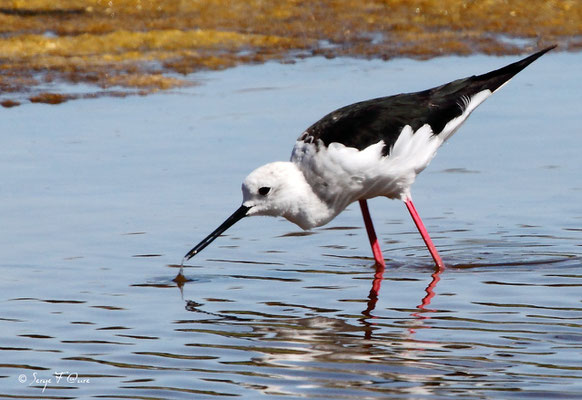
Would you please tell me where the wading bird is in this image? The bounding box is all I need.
[183,46,555,268]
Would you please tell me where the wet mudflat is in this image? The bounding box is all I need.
[1,0,580,106]
[0,51,581,398]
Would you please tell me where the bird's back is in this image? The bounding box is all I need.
[298,46,554,157]
[291,46,555,208]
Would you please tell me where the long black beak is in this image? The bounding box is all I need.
[183,205,250,261]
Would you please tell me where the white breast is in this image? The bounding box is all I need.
[290,124,443,212]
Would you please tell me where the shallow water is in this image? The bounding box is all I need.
[1,52,581,399]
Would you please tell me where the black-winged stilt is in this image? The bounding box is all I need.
[183,46,555,269]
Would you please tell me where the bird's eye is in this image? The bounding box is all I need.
[258,187,271,196]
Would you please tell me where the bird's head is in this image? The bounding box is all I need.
[183,162,315,261]
[241,161,305,218]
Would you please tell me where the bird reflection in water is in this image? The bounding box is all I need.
[176,256,444,341]
[360,260,444,339]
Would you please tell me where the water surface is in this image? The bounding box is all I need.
[0,52,581,398]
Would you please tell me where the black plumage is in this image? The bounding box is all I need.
[300,46,555,156]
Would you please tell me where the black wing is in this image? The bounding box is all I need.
[300,46,555,156]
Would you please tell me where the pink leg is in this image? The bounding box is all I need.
[359,200,385,267]
[404,198,445,269]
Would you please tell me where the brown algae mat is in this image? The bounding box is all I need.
[1,0,580,107]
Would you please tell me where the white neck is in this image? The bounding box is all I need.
[279,162,337,229]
